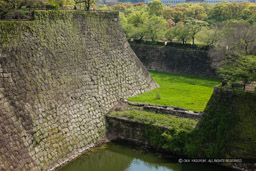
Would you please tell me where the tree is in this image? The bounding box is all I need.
[119,12,134,39]
[185,18,208,45]
[0,0,48,19]
[209,21,256,88]
[218,55,256,89]
[74,0,97,11]
[175,24,191,44]
[208,2,249,23]
[0,0,31,10]
[145,15,166,41]
[112,2,133,12]
[127,10,149,40]
[168,5,187,23]
[210,21,256,68]
[241,3,256,24]
[165,27,176,43]
[186,4,207,20]
[222,21,256,56]
[166,19,176,29]
[196,24,222,46]
[147,0,164,16]
[163,6,173,20]
[48,0,67,8]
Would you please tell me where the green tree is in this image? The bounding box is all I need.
[127,10,149,40]
[168,5,187,23]
[208,2,249,23]
[112,2,133,12]
[186,4,207,20]
[210,21,256,68]
[48,0,67,8]
[165,27,177,43]
[145,15,166,41]
[185,18,208,45]
[209,21,256,88]
[241,3,256,23]
[196,24,222,46]
[163,6,173,20]
[0,0,47,19]
[208,2,228,22]
[223,21,256,55]
[148,0,164,16]
[74,0,97,10]
[218,55,256,89]
[0,0,31,9]
[119,12,134,39]
[198,2,213,15]
[175,24,191,44]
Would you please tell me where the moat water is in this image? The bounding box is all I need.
[58,143,233,171]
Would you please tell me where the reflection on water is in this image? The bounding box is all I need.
[127,159,173,171]
[58,143,232,171]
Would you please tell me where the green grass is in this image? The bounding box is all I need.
[128,71,221,112]
[109,110,197,133]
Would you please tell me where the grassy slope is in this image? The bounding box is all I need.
[110,110,197,132]
[128,71,221,112]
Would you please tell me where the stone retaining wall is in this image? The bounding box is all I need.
[126,101,202,119]
[106,116,169,147]
[0,10,157,170]
[131,44,218,78]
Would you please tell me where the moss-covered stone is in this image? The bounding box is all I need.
[0,10,157,170]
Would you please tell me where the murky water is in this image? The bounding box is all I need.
[58,143,233,171]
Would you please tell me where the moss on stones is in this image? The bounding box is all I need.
[0,10,156,170]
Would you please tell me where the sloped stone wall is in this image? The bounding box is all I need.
[131,44,218,78]
[0,10,157,170]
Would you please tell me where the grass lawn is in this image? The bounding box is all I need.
[128,71,221,112]
[109,110,197,132]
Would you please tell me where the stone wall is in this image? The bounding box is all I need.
[187,86,256,171]
[106,116,170,147]
[201,87,256,159]
[126,101,202,119]
[131,44,218,78]
[0,10,157,170]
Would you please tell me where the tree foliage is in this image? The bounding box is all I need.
[185,18,208,45]
[114,1,256,45]
[165,27,177,42]
[0,0,48,19]
[127,10,149,40]
[218,55,256,88]
[196,24,222,46]
[186,4,207,20]
[209,21,256,87]
[111,1,256,87]
[175,24,191,44]
[147,0,163,16]
[145,15,166,41]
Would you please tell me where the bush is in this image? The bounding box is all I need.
[4,10,29,20]
[130,39,210,50]
[167,42,210,50]
[45,4,57,9]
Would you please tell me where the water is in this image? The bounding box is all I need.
[58,143,233,171]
